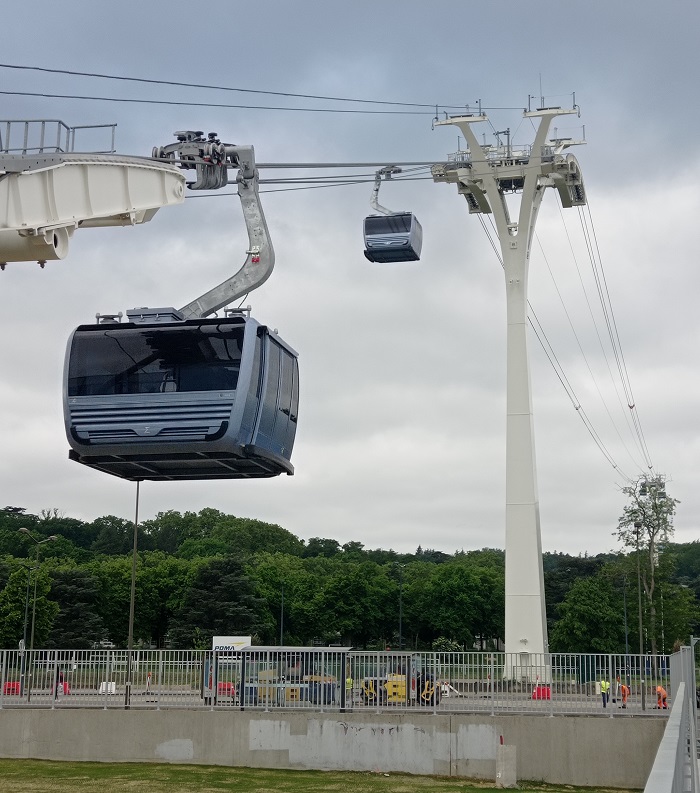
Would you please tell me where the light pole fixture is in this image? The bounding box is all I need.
[280,581,284,647]
[19,561,36,697]
[633,519,646,711]
[633,520,644,658]
[125,480,142,710]
[622,575,629,655]
[22,563,33,649]
[18,528,58,652]
[399,570,403,652]
[18,528,57,702]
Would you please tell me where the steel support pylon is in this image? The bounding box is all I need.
[433,107,585,679]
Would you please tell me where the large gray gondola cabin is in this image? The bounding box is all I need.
[64,308,298,481]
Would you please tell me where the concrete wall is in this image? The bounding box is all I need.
[0,709,664,787]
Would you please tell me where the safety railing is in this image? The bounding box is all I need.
[0,648,674,715]
[644,646,699,793]
[0,119,116,155]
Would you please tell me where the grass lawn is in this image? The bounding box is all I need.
[0,760,639,792]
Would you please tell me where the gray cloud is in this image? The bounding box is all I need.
[1,0,697,555]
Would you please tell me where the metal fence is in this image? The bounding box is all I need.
[644,647,698,793]
[0,647,675,716]
[0,119,117,155]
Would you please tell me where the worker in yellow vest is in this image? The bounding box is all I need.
[600,678,610,708]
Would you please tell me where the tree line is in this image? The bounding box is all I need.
[0,505,697,652]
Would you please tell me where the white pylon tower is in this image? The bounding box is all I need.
[432,106,586,676]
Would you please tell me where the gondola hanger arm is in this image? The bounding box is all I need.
[369,166,402,217]
[151,131,274,319]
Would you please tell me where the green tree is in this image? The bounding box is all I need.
[303,538,341,558]
[91,516,152,556]
[0,507,40,558]
[549,575,625,652]
[168,557,263,648]
[402,561,437,649]
[47,568,105,649]
[0,566,33,648]
[317,562,392,647]
[657,581,700,651]
[136,554,192,647]
[141,510,203,554]
[471,565,505,648]
[248,552,329,645]
[90,556,136,646]
[0,566,59,649]
[616,476,678,656]
[544,551,610,635]
[212,516,303,556]
[426,563,481,648]
[38,509,97,555]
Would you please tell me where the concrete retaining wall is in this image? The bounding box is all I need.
[0,709,664,787]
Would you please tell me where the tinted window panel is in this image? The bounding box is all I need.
[257,341,280,439]
[68,323,244,396]
[365,214,412,235]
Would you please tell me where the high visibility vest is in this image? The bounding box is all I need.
[601,680,610,692]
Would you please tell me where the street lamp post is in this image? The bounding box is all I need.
[622,576,629,655]
[397,564,404,651]
[125,480,141,709]
[18,529,58,651]
[18,528,58,699]
[621,574,631,688]
[19,562,34,696]
[280,582,284,646]
[634,520,646,711]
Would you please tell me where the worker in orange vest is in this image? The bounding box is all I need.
[617,677,629,708]
[656,685,668,709]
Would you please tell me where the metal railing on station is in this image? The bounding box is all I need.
[0,647,675,716]
[644,646,698,793]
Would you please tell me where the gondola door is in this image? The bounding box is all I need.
[256,337,281,456]
[276,346,299,459]
[255,336,298,461]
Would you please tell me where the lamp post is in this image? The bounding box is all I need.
[397,564,404,651]
[634,520,646,710]
[620,574,631,688]
[19,562,35,696]
[18,529,57,700]
[18,529,58,651]
[622,576,629,655]
[280,581,284,646]
[125,480,141,709]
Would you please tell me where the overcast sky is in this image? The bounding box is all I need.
[1,1,698,556]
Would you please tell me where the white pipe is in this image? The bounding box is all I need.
[0,227,71,263]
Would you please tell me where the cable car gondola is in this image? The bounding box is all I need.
[362,166,423,263]
[63,307,298,481]
[363,211,423,262]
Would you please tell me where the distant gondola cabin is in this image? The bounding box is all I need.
[363,212,423,263]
